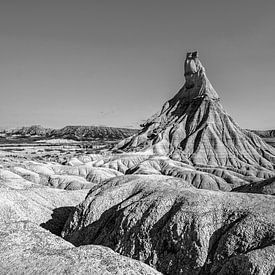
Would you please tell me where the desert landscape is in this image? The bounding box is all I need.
[1,1,275,274]
[0,51,274,274]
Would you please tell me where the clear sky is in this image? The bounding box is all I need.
[0,0,274,129]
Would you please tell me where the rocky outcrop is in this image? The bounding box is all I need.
[116,52,275,180]
[0,221,161,275]
[62,175,275,275]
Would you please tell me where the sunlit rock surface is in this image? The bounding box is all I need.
[0,181,86,233]
[0,160,161,274]
[0,221,161,275]
[62,175,275,275]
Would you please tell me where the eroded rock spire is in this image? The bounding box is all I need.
[181,51,219,101]
[116,52,275,174]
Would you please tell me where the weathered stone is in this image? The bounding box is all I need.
[0,221,161,275]
[62,175,275,275]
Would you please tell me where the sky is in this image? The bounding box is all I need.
[0,0,274,130]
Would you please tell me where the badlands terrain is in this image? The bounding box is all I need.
[0,52,274,274]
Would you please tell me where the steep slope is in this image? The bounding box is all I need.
[117,52,275,176]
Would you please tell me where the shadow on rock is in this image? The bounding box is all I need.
[40,206,75,236]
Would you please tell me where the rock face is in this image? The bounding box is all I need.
[0,221,161,275]
[62,175,275,275]
[116,52,275,178]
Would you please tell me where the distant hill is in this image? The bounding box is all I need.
[3,125,138,140]
[250,129,275,138]
[4,125,52,136]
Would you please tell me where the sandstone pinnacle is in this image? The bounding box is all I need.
[116,52,275,177]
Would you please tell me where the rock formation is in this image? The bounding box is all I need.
[62,175,275,275]
[0,160,160,275]
[116,52,275,178]
[61,52,275,274]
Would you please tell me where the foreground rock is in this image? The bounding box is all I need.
[0,158,161,274]
[62,175,275,275]
[0,183,87,235]
[0,221,161,275]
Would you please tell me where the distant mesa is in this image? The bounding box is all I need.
[116,51,275,176]
[2,125,138,141]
